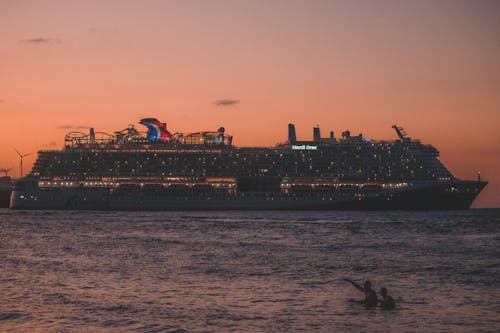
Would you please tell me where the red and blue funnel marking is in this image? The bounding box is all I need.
[139,118,173,142]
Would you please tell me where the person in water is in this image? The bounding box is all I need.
[343,279,378,308]
[379,287,396,310]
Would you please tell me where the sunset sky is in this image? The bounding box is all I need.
[1,0,499,207]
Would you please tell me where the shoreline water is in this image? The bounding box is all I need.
[1,209,499,332]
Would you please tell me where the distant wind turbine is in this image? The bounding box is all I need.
[13,148,32,177]
[0,167,12,177]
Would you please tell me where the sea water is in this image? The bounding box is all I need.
[1,209,499,332]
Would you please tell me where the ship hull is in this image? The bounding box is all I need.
[0,190,11,208]
[10,180,486,211]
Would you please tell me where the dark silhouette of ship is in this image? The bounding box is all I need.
[10,118,487,210]
[0,177,12,208]
[0,168,13,208]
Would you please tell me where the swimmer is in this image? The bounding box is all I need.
[343,278,378,308]
[379,287,396,310]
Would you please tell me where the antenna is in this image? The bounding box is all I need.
[13,148,32,177]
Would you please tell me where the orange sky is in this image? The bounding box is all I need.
[1,0,499,207]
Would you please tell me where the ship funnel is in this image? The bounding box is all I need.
[288,123,297,144]
[342,130,351,139]
[313,126,321,142]
[139,118,173,142]
[330,131,334,140]
[90,128,95,144]
[217,127,225,144]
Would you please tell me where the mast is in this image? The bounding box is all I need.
[392,125,406,140]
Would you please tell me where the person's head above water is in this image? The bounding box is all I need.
[364,281,372,289]
[380,287,388,297]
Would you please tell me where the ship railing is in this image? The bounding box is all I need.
[63,142,230,153]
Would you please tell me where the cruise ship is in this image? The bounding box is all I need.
[0,176,13,208]
[10,118,486,210]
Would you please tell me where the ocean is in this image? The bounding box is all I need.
[0,209,499,332]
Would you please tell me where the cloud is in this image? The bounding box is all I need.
[57,125,90,130]
[88,27,119,35]
[214,99,240,106]
[42,141,59,148]
[20,37,61,44]
[88,27,102,34]
[0,99,4,103]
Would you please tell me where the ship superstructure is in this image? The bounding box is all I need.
[11,119,486,210]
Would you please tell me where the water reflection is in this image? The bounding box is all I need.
[0,209,499,332]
